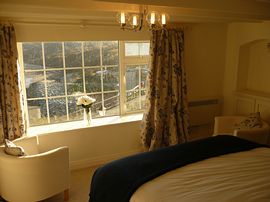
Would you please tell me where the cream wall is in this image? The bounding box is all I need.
[247,39,270,93]
[14,22,228,104]
[14,23,151,42]
[13,22,228,169]
[36,121,142,170]
[13,23,149,169]
[185,23,227,101]
[223,22,270,115]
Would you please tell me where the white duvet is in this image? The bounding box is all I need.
[130,147,270,202]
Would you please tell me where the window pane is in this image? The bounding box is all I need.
[88,94,102,118]
[139,43,150,55]
[141,64,149,89]
[84,42,100,66]
[126,65,139,90]
[103,66,119,91]
[141,90,147,109]
[125,64,149,112]
[25,71,45,98]
[126,90,140,112]
[44,42,63,68]
[85,68,101,93]
[64,42,82,67]
[27,99,48,126]
[22,43,43,70]
[102,41,118,65]
[48,98,67,123]
[125,42,150,56]
[66,69,83,95]
[46,70,65,96]
[104,92,119,116]
[68,96,84,121]
[125,43,139,56]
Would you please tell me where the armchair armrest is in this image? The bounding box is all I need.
[214,116,245,135]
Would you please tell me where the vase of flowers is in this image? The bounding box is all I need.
[76,95,96,126]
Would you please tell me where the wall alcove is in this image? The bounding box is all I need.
[235,39,270,122]
[237,39,270,94]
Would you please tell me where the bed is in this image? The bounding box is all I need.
[89,135,270,202]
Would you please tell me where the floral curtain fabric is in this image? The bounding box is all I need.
[141,28,190,151]
[0,23,24,144]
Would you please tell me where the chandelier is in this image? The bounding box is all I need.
[116,8,168,31]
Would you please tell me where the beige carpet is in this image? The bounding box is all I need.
[42,166,98,202]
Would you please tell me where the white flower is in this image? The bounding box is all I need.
[76,95,96,107]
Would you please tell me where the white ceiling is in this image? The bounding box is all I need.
[0,0,270,25]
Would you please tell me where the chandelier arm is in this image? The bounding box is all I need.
[118,6,167,31]
[137,12,144,31]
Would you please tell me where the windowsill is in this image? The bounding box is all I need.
[27,113,143,136]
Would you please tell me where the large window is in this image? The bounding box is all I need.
[18,41,150,127]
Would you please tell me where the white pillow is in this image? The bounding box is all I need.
[235,112,263,130]
[4,139,25,156]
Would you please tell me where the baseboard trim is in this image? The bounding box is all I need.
[70,149,142,170]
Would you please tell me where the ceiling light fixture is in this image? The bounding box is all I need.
[117,7,168,31]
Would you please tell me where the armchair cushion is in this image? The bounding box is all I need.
[235,112,262,130]
[4,139,25,156]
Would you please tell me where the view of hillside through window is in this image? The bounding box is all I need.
[20,41,150,126]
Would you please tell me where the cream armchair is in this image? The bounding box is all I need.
[214,116,270,145]
[0,136,70,202]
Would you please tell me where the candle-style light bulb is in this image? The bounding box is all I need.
[150,12,155,24]
[161,14,166,25]
[120,12,126,24]
[132,15,138,26]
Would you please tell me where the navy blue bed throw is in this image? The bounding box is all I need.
[89,135,265,202]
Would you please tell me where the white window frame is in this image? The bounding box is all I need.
[120,41,150,114]
[17,40,150,128]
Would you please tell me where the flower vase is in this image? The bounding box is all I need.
[84,108,92,126]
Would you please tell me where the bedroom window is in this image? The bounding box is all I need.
[18,41,150,127]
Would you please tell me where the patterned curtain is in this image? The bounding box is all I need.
[0,23,24,144]
[141,28,190,151]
